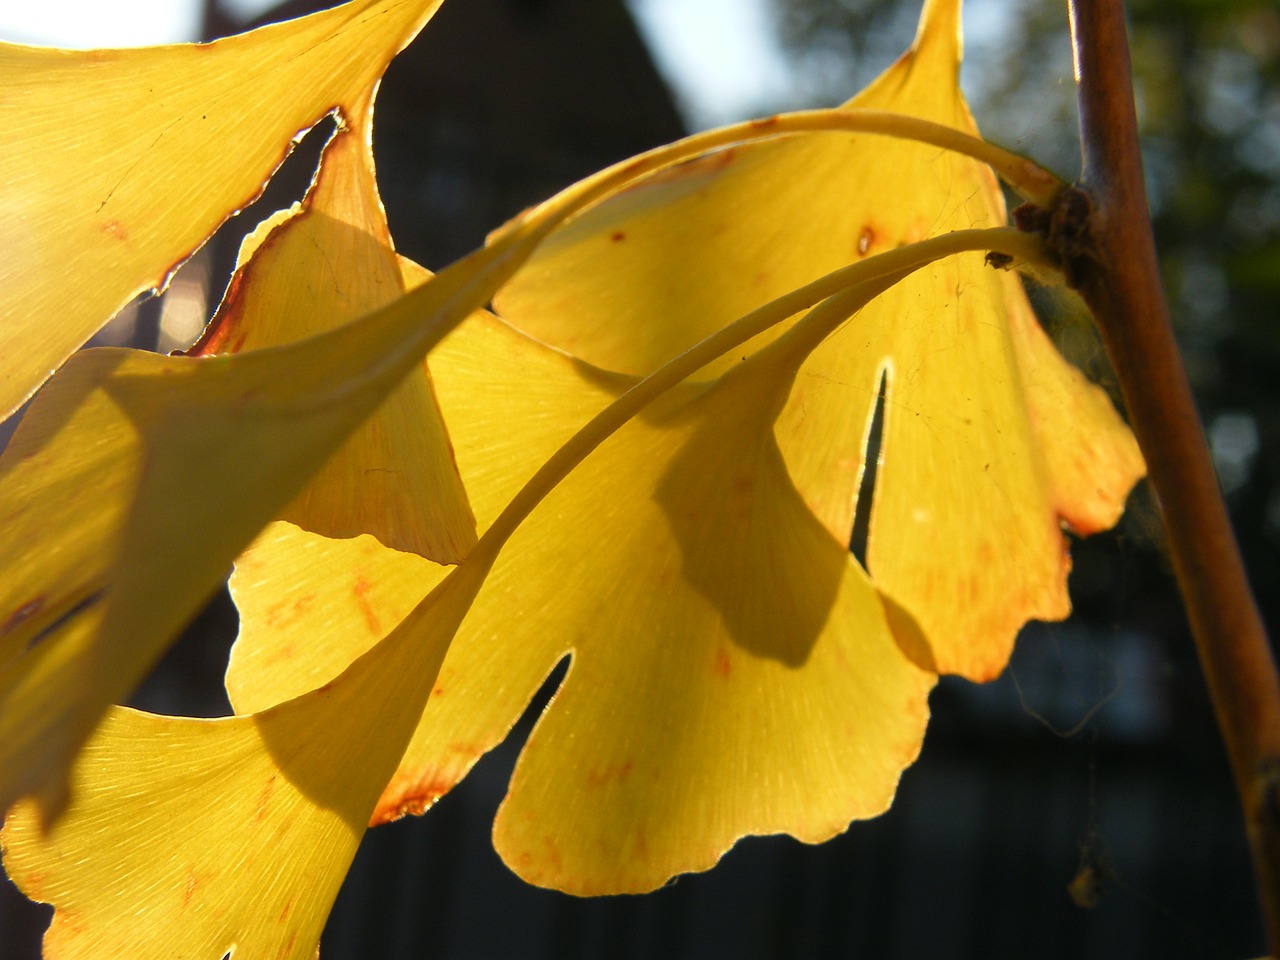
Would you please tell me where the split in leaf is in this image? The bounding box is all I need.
[493,0,1145,679]
[0,0,443,419]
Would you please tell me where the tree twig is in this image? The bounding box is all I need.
[1060,0,1280,948]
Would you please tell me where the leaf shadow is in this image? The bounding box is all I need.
[653,371,846,669]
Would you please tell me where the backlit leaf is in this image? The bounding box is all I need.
[492,0,1145,679]
[0,190,542,817]
[189,103,475,561]
[228,292,934,894]
[0,0,441,419]
[2,553,489,960]
[0,0,808,815]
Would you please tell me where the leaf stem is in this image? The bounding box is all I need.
[337,106,1061,425]
[508,109,1066,244]
[1067,0,1280,948]
[324,108,1056,414]
[473,227,1049,563]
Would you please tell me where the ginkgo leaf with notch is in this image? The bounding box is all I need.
[492,0,1145,679]
[226,250,1023,894]
[1,0,988,819]
[2,234,988,944]
[222,0,1143,895]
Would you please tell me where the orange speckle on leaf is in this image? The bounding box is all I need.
[260,641,298,669]
[713,647,732,678]
[277,895,295,923]
[751,114,780,129]
[585,761,634,788]
[18,871,46,900]
[182,869,198,906]
[352,575,381,635]
[255,776,276,822]
[543,836,564,874]
[102,219,127,240]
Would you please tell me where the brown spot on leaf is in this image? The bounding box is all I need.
[857,227,876,257]
[1,596,44,637]
[751,115,780,129]
[610,230,627,243]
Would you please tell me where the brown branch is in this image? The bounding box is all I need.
[1060,0,1280,949]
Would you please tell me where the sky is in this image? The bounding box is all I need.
[0,0,202,48]
[0,0,796,130]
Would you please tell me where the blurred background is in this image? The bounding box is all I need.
[1,0,1278,957]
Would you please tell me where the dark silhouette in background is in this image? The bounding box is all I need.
[2,0,1274,956]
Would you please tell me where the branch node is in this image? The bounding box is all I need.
[1013,186,1097,287]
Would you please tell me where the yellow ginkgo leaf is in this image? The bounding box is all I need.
[0,0,441,420]
[492,0,1145,679]
[1,16,860,817]
[227,523,449,726]
[228,287,935,895]
[0,200,546,817]
[2,551,489,960]
[189,102,475,561]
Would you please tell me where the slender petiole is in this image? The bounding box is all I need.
[501,108,1066,250]
[474,225,1053,561]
